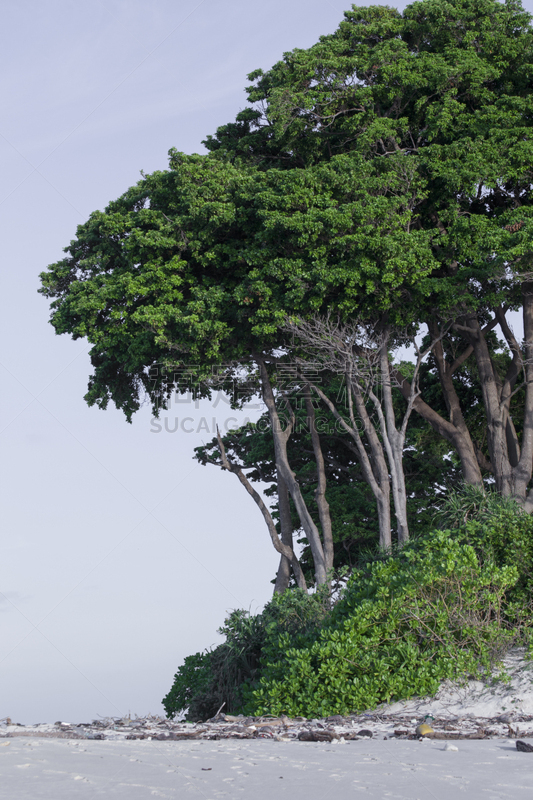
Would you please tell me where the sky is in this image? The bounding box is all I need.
[2,0,532,726]
[0,0,373,726]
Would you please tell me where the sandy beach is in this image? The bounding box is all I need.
[1,736,532,799]
[3,651,533,798]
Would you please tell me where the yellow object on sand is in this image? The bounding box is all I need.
[416,723,434,737]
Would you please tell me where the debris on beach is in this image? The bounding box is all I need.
[516,740,533,752]
[415,722,434,737]
[1,710,532,744]
[2,650,532,744]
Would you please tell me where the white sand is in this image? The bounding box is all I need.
[1,737,532,799]
[382,649,533,719]
[3,650,533,797]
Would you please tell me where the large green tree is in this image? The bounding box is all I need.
[40,146,439,584]
[206,0,533,506]
[40,0,533,591]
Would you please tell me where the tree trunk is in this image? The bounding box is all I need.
[349,376,393,549]
[310,380,392,550]
[511,289,533,504]
[391,367,484,486]
[304,385,335,574]
[215,427,307,590]
[255,355,328,585]
[376,335,409,545]
[427,320,485,483]
[457,315,513,495]
[452,299,533,506]
[274,471,296,593]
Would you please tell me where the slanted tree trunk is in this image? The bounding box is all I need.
[427,318,485,485]
[255,354,328,585]
[457,314,515,495]
[392,367,484,486]
[273,470,296,593]
[517,288,533,507]
[451,296,533,508]
[304,385,334,574]
[215,427,307,591]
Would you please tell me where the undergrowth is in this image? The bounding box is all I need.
[162,488,533,720]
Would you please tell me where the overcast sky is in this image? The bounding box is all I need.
[2,0,532,725]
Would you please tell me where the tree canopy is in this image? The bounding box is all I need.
[39,148,440,418]
[40,0,533,587]
[205,0,533,504]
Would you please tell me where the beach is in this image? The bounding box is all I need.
[3,650,533,798]
[1,736,532,799]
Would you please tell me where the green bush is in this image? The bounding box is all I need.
[162,609,266,720]
[162,592,330,720]
[247,531,531,717]
[161,650,215,721]
[437,484,533,603]
[163,498,533,720]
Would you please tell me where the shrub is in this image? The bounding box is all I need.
[162,609,266,720]
[163,501,533,720]
[438,484,533,603]
[162,591,330,720]
[434,482,522,529]
[247,531,531,717]
[161,650,215,721]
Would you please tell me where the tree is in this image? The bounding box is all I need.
[40,143,441,585]
[40,0,533,596]
[205,0,533,507]
[284,315,450,546]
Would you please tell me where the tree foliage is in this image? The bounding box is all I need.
[40,0,533,587]
[206,0,533,503]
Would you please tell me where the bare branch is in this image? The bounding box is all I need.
[284,313,455,547]
[215,426,307,590]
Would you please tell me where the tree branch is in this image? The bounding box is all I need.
[216,426,307,590]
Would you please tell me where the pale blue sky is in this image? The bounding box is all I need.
[1,0,531,724]
[1,0,359,724]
